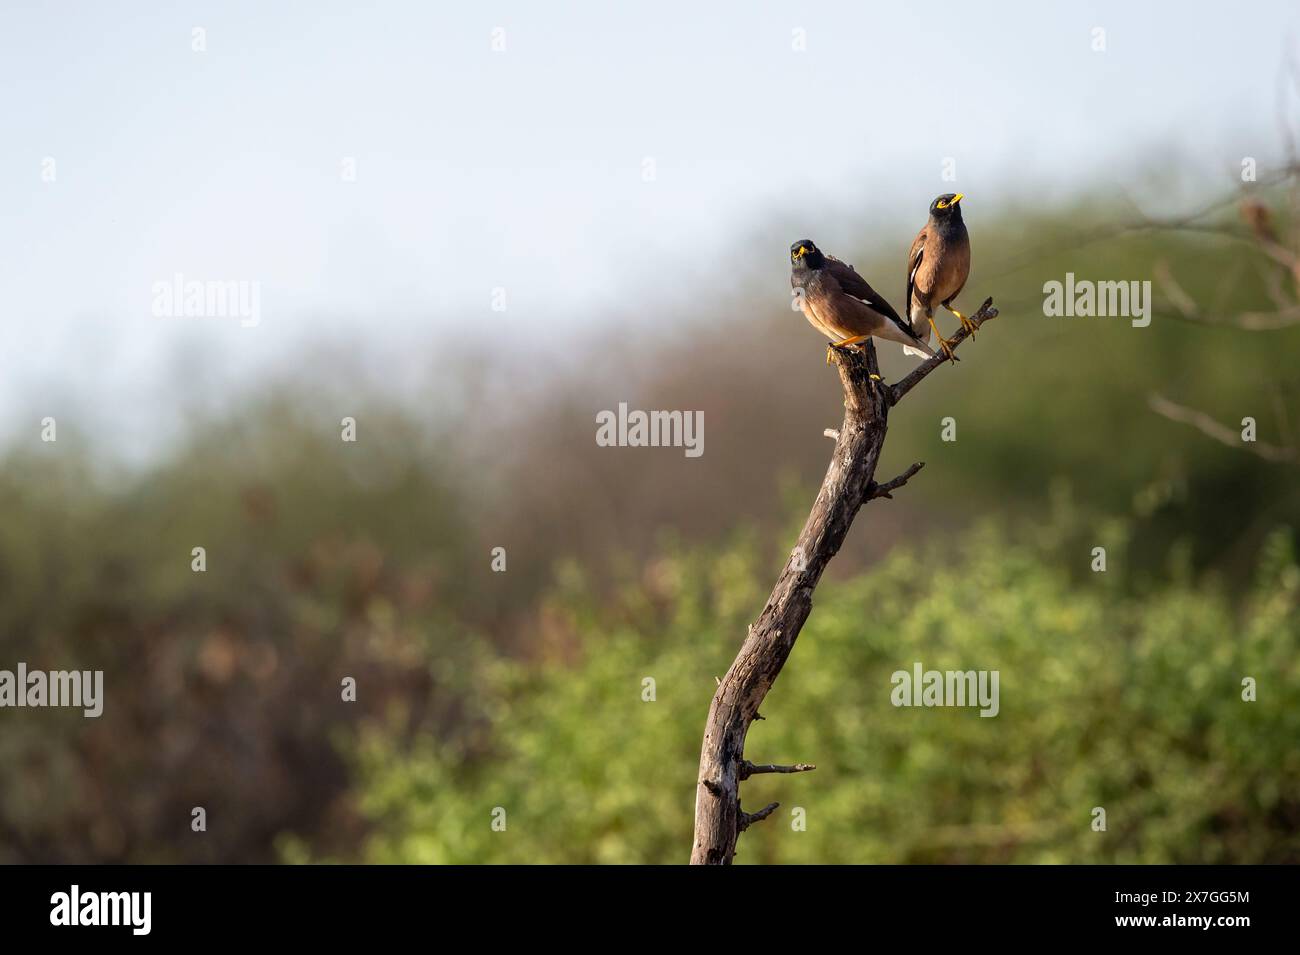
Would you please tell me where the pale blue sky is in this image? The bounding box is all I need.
[1,0,1296,448]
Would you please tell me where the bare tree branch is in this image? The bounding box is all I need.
[739,760,816,780]
[1113,187,1300,329]
[891,298,999,402]
[737,802,780,833]
[869,462,925,500]
[984,164,1300,281]
[690,297,998,865]
[1148,393,1296,462]
[1153,260,1300,330]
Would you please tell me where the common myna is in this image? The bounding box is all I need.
[790,240,934,363]
[905,193,972,361]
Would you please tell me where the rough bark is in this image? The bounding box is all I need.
[689,297,998,865]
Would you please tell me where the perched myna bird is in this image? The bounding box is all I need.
[790,240,934,363]
[905,193,972,360]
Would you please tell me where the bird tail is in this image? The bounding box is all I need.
[902,327,934,359]
[903,302,932,358]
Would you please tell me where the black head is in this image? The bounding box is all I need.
[790,239,826,269]
[929,193,965,222]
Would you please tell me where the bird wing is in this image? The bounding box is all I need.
[825,255,915,340]
[906,230,926,314]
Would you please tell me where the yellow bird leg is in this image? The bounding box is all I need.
[927,316,959,361]
[827,334,872,365]
[946,303,978,335]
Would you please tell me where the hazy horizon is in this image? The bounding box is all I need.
[3,0,1298,454]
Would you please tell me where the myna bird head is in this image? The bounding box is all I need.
[929,193,964,221]
[790,239,826,269]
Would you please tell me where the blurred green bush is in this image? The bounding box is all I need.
[348,520,1300,864]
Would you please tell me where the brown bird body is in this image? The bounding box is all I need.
[905,193,972,359]
[790,241,934,359]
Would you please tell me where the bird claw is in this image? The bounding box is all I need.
[927,316,959,362]
[947,305,977,336]
[827,335,871,364]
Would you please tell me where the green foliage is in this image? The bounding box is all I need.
[351,523,1300,864]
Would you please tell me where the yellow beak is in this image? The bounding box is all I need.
[951,193,964,205]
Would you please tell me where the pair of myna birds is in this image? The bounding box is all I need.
[791,193,973,364]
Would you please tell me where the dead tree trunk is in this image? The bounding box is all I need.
[690,297,998,865]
